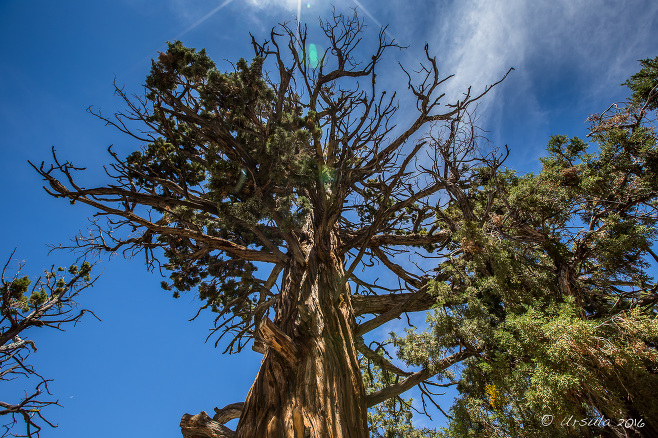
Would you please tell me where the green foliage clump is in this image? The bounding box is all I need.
[623,56,658,110]
[121,41,334,349]
[2,262,93,314]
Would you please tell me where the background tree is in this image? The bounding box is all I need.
[381,57,658,437]
[1,251,95,437]
[32,11,510,438]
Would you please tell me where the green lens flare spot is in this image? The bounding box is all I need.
[307,43,319,68]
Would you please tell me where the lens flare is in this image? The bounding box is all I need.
[308,43,319,68]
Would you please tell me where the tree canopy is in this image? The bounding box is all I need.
[363,56,658,437]
[424,58,658,435]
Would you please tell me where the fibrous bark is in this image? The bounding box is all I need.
[236,234,367,438]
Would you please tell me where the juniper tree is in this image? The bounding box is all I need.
[384,58,658,437]
[0,251,96,437]
[32,12,510,438]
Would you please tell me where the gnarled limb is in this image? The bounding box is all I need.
[356,286,433,336]
[352,291,438,316]
[180,411,236,438]
[30,153,288,265]
[366,348,474,407]
[355,337,411,377]
[213,402,244,424]
[366,231,450,248]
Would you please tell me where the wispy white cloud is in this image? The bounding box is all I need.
[432,0,658,105]
[419,0,658,163]
[245,0,300,11]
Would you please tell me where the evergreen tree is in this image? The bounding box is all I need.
[33,12,508,437]
[392,56,658,437]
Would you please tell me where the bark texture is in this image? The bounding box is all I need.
[236,233,368,438]
[180,411,235,438]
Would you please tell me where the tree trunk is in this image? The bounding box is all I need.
[236,241,368,437]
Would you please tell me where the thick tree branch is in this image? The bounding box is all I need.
[368,231,450,247]
[352,291,438,316]
[356,286,432,336]
[34,162,283,264]
[366,348,473,407]
[355,337,411,377]
[213,402,244,424]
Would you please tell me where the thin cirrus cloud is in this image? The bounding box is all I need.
[427,0,658,123]
[166,0,658,152]
[171,0,658,113]
[245,0,300,10]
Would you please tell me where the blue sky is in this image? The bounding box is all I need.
[1,0,657,436]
